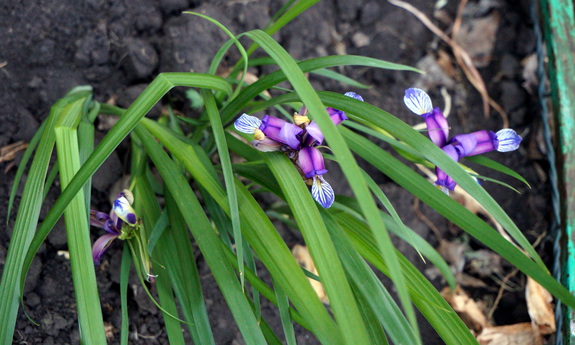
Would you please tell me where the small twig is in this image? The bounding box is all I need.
[413,196,443,241]
[388,0,509,128]
[487,268,519,320]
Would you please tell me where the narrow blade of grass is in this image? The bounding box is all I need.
[134,124,267,344]
[0,87,92,344]
[244,29,419,343]
[55,103,106,343]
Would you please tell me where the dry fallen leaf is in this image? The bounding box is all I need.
[526,277,556,335]
[438,239,467,273]
[477,323,540,345]
[0,140,28,163]
[442,285,490,333]
[454,11,500,68]
[292,244,328,304]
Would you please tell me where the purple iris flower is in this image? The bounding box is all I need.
[404,88,522,193]
[90,190,138,265]
[234,92,363,208]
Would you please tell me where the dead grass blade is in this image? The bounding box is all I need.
[1,141,29,172]
[388,0,508,128]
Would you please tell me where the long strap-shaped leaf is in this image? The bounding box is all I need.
[140,118,342,344]
[341,127,575,309]
[263,153,371,344]
[319,210,420,345]
[245,90,550,272]
[0,88,92,344]
[202,89,245,289]
[227,135,477,345]
[18,73,231,305]
[54,98,107,344]
[131,147,187,345]
[324,92,545,268]
[220,55,419,123]
[243,29,419,343]
[133,124,267,344]
[335,212,479,345]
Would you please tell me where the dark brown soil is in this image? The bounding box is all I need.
[0,0,551,344]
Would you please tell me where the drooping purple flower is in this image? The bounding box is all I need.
[404,88,522,193]
[233,91,362,208]
[91,190,138,265]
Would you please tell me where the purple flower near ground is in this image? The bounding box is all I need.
[234,92,363,208]
[404,88,522,193]
[90,190,138,265]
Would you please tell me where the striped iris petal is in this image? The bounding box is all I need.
[495,129,522,152]
[404,88,433,115]
[234,113,262,134]
[312,175,335,208]
[344,91,364,101]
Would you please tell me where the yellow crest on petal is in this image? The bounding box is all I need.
[254,129,265,141]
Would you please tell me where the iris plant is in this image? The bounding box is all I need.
[234,92,363,208]
[404,88,522,193]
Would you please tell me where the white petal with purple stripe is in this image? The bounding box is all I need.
[312,175,335,208]
[404,88,433,115]
[234,113,262,134]
[495,129,522,152]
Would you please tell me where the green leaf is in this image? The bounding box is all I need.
[465,155,531,188]
[141,118,342,344]
[55,100,107,344]
[341,126,575,309]
[134,124,267,344]
[0,87,92,344]
[243,29,419,343]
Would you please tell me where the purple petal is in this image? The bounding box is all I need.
[251,138,282,152]
[463,130,498,156]
[442,144,462,162]
[260,115,303,150]
[90,210,110,228]
[495,129,522,152]
[327,108,348,126]
[92,233,118,265]
[435,167,457,192]
[344,92,364,102]
[312,175,335,208]
[449,133,478,157]
[305,121,324,146]
[298,147,327,178]
[103,219,121,235]
[279,123,304,150]
[404,88,433,115]
[234,113,262,134]
[423,108,449,147]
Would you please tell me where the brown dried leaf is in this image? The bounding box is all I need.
[438,239,467,273]
[526,277,556,335]
[477,323,540,345]
[442,286,490,332]
[292,244,328,304]
[437,49,458,78]
[457,272,490,289]
[454,11,500,68]
[0,140,28,163]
